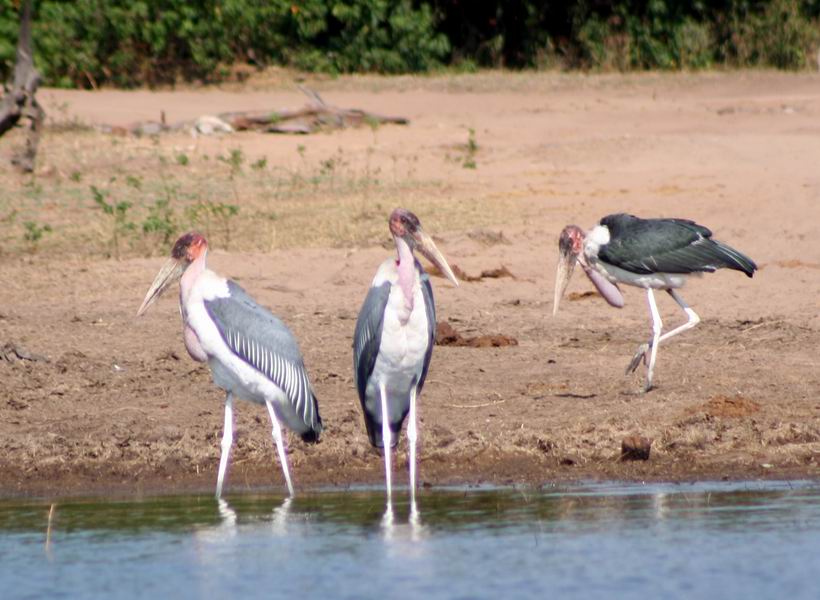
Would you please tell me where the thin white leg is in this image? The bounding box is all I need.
[657,289,700,344]
[407,384,418,504]
[627,289,701,383]
[215,392,234,498]
[645,288,663,391]
[380,381,392,503]
[266,400,295,497]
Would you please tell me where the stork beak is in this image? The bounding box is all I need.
[137,258,186,317]
[415,229,459,286]
[553,241,577,316]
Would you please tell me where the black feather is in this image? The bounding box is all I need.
[352,281,392,447]
[598,213,756,277]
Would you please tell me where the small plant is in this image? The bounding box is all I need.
[251,157,267,171]
[69,171,82,183]
[186,200,239,249]
[23,221,52,252]
[218,148,244,176]
[142,198,177,246]
[125,174,143,190]
[175,153,189,166]
[91,185,135,260]
[210,202,240,249]
[463,128,478,169]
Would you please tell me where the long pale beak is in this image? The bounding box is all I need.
[553,249,576,316]
[415,229,459,287]
[137,258,186,316]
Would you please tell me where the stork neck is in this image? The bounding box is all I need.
[180,250,208,305]
[395,236,416,311]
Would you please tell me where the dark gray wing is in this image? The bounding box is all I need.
[598,213,756,277]
[353,281,391,404]
[353,281,391,446]
[205,281,322,439]
[416,262,436,394]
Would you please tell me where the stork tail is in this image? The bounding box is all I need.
[712,240,757,277]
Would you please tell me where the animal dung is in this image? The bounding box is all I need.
[621,434,653,461]
[427,263,515,282]
[435,322,518,347]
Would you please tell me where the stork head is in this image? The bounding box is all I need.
[389,208,458,286]
[137,232,208,316]
[553,225,585,316]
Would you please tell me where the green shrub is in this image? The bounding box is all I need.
[673,19,714,69]
[1,1,819,85]
[756,0,820,68]
[0,0,449,87]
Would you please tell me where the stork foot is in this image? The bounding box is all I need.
[626,343,650,375]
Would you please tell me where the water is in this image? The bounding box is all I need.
[2,481,819,600]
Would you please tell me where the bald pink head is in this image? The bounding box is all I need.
[171,232,208,263]
[137,232,209,317]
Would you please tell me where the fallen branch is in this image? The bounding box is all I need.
[1,342,48,363]
[116,85,409,136]
[443,399,506,410]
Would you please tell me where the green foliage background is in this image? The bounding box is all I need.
[1,1,819,87]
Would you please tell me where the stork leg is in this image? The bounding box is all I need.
[659,289,701,342]
[644,289,663,391]
[379,381,393,503]
[407,383,418,506]
[627,289,701,391]
[265,399,295,497]
[215,392,234,498]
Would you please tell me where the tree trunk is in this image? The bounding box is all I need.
[0,0,45,173]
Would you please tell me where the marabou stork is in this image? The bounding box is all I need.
[553,213,757,391]
[353,209,458,503]
[137,232,322,497]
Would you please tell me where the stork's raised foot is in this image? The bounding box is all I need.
[626,343,650,375]
[626,343,656,393]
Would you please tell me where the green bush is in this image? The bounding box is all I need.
[756,0,820,68]
[1,1,819,86]
[673,19,714,69]
[0,0,448,87]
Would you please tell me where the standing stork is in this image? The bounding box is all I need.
[137,232,322,497]
[553,213,756,391]
[353,209,458,504]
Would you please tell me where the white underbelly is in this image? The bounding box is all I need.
[365,284,430,422]
[597,261,691,290]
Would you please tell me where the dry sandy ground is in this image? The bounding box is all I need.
[1,72,819,497]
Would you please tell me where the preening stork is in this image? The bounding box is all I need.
[353,209,458,503]
[553,213,757,391]
[137,232,322,497]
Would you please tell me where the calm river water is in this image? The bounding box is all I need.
[1,481,818,600]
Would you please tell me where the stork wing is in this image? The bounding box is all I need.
[353,281,391,404]
[204,281,322,437]
[598,214,756,277]
[416,267,436,394]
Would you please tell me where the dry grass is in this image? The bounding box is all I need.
[0,125,512,258]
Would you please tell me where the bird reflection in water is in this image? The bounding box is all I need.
[271,496,293,535]
[213,496,293,535]
[216,498,237,529]
[381,496,424,542]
